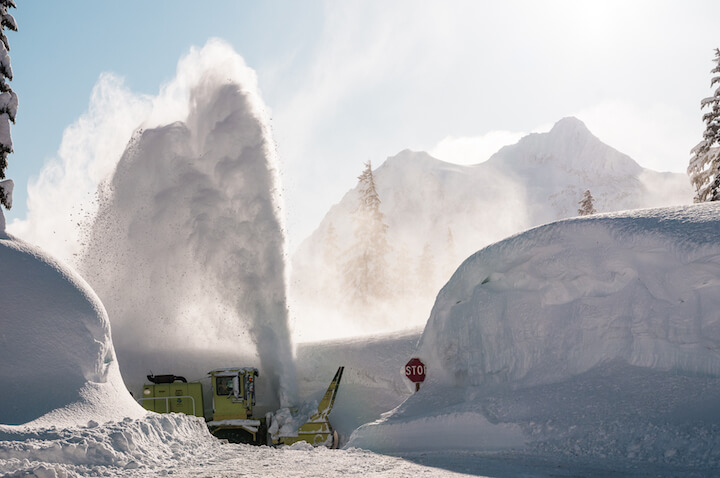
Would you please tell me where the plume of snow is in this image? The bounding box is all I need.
[77,40,296,408]
[8,75,151,260]
[12,39,297,408]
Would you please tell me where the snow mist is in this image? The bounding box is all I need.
[78,41,297,408]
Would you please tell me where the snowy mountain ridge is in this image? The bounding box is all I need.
[291,117,693,339]
[493,116,643,175]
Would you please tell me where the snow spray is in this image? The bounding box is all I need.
[79,41,298,408]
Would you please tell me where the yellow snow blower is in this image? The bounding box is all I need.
[140,366,344,448]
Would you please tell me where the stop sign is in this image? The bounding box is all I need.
[405,357,426,383]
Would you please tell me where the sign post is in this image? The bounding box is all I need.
[404,357,426,392]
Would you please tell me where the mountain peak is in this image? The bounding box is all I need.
[487,116,642,176]
[549,116,590,136]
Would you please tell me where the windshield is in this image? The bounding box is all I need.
[215,376,234,395]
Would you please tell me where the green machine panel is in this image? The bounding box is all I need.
[142,381,204,418]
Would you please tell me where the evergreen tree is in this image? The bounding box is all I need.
[578,189,596,216]
[688,48,720,202]
[0,0,16,210]
[343,161,391,306]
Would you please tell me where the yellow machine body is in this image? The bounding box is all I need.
[208,367,258,421]
[140,366,344,448]
[141,380,204,418]
[273,366,344,447]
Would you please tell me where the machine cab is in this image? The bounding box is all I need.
[209,367,258,421]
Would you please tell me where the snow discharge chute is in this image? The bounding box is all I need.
[79,40,297,409]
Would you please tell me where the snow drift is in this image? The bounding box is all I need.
[78,40,297,408]
[419,202,720,386]
[0,217,144,427]
[349,203,720,473]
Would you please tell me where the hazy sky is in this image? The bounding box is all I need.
[6,1,720,249]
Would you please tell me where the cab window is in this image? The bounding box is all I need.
[216,376,233,395]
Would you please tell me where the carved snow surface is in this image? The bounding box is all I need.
[0,233,145,427]
[419,202,720,387]
[348,203,720,474]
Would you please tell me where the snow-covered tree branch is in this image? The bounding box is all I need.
[0,0,16,210]
[688,48,720,203]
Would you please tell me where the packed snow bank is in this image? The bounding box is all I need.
[78,40,297,408]
[350,360,720,475]
[0,221,144,426]
[0,413,216,476]
[419,202,720,387]
[348,203,720,474]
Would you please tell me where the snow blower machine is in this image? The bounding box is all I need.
[140,366,344,448]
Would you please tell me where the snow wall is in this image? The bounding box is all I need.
[0,224,144,426]
[418,203,720,388]
[78,40,297,408]
[348,203,720,461]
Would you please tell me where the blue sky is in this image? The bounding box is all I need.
[8,1,320,219]
[7,1,317,215]
[6,1,720,248]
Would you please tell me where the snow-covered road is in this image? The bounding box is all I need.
[145,444,479,478]
[0,420,480,478]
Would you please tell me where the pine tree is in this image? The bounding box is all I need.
[688,48,720,202]
[343,161,391,306]
[0,0,16,210]
[578,189,596,216]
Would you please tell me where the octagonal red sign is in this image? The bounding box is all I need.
[405,357,426,383]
